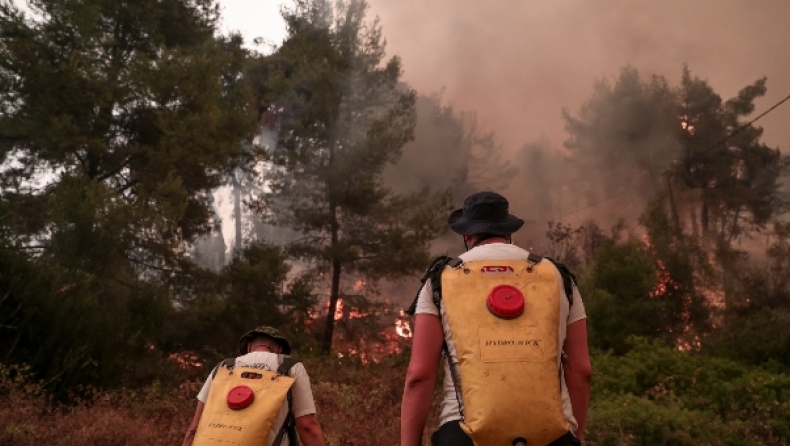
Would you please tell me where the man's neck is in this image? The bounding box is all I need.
[476,237,508,246]
[250,346,275,354]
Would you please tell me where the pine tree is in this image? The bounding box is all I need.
[0,0,257,393]
[253,0,449,353]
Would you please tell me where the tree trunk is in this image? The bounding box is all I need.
[665,174,681,231]
[701,201,709,236]
[690,207,699,237]
[233,172,242,254]
[322,259,342,354]
[322,189,341,354]
[728,207,741,243]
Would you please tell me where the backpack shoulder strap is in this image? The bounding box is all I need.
[533,254,577,307]
[406,255,463,315]
[210,357,237,379]
[273,356,301,446]
[276,356,301,376]
[405,255,465,419]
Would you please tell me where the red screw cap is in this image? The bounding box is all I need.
[227,385,255,410]
[486,285,525,319]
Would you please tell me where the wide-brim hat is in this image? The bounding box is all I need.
[449,191,524,236]
[239,326,292,355]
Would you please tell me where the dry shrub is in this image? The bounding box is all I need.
[0,356,444,445]
[0,364,197,446]
[306,354,443,446]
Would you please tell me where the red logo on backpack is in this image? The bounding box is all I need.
[481,266,514,274]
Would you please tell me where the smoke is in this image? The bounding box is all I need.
[371,0,790,237]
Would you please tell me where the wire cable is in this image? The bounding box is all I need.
[688,91,790,161]
[557,188,634,219]
[557,90,790,220]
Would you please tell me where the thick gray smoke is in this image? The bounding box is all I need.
[371,0,790,237]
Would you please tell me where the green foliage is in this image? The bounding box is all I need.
[675,67,783,241]
[563,66,680,198]
[639,199,713,340]
[252,0,450,353]
[563,65,785,244]
[587,338,790,445]
[0,0,258,396]
[581,236,658,353]
[159,242,311,359]
[3,344,789,445]
[704,221,790,366]
[582,201,712,353]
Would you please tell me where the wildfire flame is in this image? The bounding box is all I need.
[642,234,703,352]
[332,297,369,321]
[395,319,412,338]
[649,258,676,298]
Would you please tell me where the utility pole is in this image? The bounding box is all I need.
[664,170,681,230]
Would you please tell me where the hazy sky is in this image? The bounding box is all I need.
[219,0,290,52]
[221,0,790,153]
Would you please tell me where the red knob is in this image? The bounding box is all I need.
[227,385,255,410]
[486,285,525,319]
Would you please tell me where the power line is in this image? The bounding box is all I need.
[688,91,790,161]
[557,188,634,219]
[557,90,790,220]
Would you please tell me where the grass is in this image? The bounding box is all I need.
[0,356,442,446]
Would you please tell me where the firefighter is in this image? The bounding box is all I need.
[400,191,592,446]
[182,326,326,446]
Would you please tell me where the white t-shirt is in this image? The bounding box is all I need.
[413,243,587,429]
[197,352,317,446]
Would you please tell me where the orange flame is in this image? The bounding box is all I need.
[395,319,412,338]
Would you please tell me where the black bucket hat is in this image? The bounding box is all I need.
[448,191,524,236]
[239,326,292,355]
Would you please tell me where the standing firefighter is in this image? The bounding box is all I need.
[401,192,592,446]
[183,326,326,446]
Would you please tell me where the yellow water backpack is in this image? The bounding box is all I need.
[410,253,576,446]
[192,357,300,446]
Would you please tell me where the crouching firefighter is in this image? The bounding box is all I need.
[401,192,592,446]
[183,326,326,446]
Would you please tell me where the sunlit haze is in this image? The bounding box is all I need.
[220,0,291,52]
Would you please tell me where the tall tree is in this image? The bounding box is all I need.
[564,65,786,242]
[385,93,516,201]
[253,0,449,354]
[674,67,785,242]
[0,0,257,392]
[563,66,680,200]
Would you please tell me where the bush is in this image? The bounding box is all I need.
[3,340,788,445]
[587,338,790,445]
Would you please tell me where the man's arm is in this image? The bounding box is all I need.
[295,414,326,446]
[182,401,205,446]
[563,319,592,442]
[400,313,444,446]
